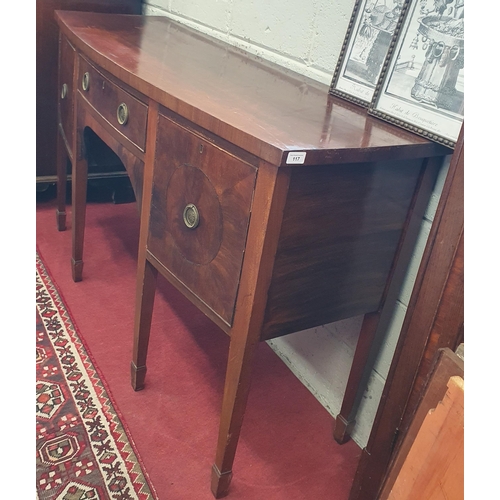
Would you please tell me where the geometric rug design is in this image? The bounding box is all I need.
[36,253,158,500]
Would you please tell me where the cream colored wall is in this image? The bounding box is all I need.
[142,0,353,84]
[141,0,450,448]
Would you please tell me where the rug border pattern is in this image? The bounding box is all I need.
[36,253,158,500]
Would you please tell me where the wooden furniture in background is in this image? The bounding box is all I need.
[388,374,464,500]
[36,0,142,185]
[55,11,450,497]
[349,125,464,500]
[381,347,464,499]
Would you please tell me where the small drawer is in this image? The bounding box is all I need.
[148,114,258,326]
[78,56,148,151]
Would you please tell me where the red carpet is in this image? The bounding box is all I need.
[36,254,158,499]
[36,188,361,500]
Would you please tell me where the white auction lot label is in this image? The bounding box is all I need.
[286,152,306,164]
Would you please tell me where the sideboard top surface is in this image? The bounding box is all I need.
[55,11,450,166]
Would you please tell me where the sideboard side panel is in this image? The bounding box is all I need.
[261,159,425,339]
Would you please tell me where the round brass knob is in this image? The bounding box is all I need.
[117,102,129,125]
[61,83,68,99]
[183,203,200,229]
[82,72,90,91]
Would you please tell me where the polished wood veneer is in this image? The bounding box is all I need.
[261,159,423,340]
[78,56,149,151]
[148,111,258,327]
[37,0,142,181]
[55,12,445,165]
[55,10,451,498]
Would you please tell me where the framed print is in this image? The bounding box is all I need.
[369,0,464,148]
[329,0,408,107]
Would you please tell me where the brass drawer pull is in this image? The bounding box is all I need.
[82,72,90,91]
[61,83,68,99]
[117,102,129,125]
[183,203,200,229]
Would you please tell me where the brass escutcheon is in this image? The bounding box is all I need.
[117,102,129,125]
[183,203,200,229]
[82,72,90,91]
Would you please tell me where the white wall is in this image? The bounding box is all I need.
[141,0,450,448]
[142,0,353,85]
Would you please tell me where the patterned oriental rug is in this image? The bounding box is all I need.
[36,253,158,500]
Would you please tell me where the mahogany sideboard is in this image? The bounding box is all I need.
[55,11,451,498]
[37,0,142,184]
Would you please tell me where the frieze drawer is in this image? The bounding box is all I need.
[78,56,148,152]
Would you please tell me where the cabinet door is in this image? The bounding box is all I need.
[148,113,257,327]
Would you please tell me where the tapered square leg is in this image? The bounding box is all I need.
[131,258,158,391]
[71,258,84,283]
[71,132,88,283]
[131,363,148,392]
[334,311,380,444]
[211,465,232,499]
[210,328,260,498]
[333,415,356,445]
[56,128,68,232]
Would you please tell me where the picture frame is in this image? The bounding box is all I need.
[368,0,464,149]
[329,0,409,107]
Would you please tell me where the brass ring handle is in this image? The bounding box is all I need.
[183,203,200,229]
[61,83,68,99]
[117,102,129,125]
[82,72,90,91]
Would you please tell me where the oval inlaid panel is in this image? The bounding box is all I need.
[165,163,222,265]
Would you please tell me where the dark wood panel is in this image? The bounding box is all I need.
[349,125,464,500]
[37,0,142,178]
[402,230,464,425]
[262,159,423,339]
[147,113,258,326]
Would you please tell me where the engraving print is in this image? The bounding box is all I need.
[330,0,407,106]
[370,0,464,147]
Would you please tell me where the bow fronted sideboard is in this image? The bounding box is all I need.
[37,0,142,185]
[55,10,450,497]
